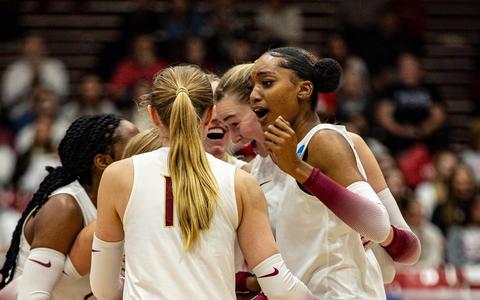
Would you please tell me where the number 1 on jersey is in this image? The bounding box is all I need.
[165,176,174,227]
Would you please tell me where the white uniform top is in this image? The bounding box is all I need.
[123,148,238,300]
[275,124,385,300]
[14,180,97,300]
[250,155,288,235]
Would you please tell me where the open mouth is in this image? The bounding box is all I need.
[207,127,225,140]
[253,108,270,119]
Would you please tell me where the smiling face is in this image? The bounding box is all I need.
[250,54,306,130]
[204,106,231,160]
[215,93,268,156]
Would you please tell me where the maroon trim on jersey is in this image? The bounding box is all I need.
[28,258,51,268]
[165,176,174,226]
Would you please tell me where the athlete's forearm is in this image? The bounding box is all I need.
[382,225,421,265]
[253,254,313,300]
[18,248,65,300]
[301,167,391,243]
[90,235,123,300]
[377,188,421,265]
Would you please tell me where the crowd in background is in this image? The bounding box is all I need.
[1,0,480,275]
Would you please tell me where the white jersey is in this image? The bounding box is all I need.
[250,155,288,235]
[15,180,97,300]
[123,148,238,299]
[275,124,385,300]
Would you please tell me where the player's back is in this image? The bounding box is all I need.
[123,148,238,299]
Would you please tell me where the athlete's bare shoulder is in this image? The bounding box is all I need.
[307,129,363,186]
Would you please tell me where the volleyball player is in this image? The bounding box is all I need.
[0,114,138,299]
[215,59,419,296]
[248,47,421,298]
[90,65,313,299]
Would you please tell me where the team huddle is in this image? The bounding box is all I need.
[0,47,421,300]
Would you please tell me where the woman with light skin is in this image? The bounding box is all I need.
[215,58,420,297]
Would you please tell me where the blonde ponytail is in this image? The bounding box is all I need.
[169,89,218,249]
[149,65,219,250]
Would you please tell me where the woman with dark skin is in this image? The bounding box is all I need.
[0,114,138,299]
[248,47,419,299]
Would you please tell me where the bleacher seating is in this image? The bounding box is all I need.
[0,0,477,146]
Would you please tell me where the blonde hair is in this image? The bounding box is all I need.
[150,65,218,250]
[214,63,253,104]
[122,128,163,158]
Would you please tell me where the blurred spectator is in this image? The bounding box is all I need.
[326,33,368,73]
[227,35,254,66]
[0,205,20,266]
[432,165,477,236]
[404,199,445,268]
[415,150,459,219]
[447,197,480,266]
[385,167,412,205]
[460,121,480,185]
[14,87,68,155]
[96,0,162,79]
[162,0,208,59]
[206,0,252,68]
[109,35,168,108]
[375,53,446,155]
[0,128,15,187]
[1,35,69,122]
[183,35,215,72]
[255,0,302,46]
[338,0,386,34]
[336,62,372,122]
[120,0,161,43]
[63,74,118,122]
[11,115,60,193]
[358,7,420,80]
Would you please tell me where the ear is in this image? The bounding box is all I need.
[203,105,214,127]
[93,153,113,172]
[297,80,314,102]
[147,105,162,127]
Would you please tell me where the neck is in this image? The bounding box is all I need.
[291,109,320,143]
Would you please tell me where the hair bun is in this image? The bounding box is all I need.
[314,58,342,93]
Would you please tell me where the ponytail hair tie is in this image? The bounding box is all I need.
[176,87,189,96]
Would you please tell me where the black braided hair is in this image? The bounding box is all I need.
[266,47,342,110]
[0,114,122,288]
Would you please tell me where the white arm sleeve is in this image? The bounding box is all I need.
[90,234,123,300]
[252,254,313,300]
[18,248,65,300]
[377,188,411,230]
[346,181,391,243]
[371,245,396,283]
[367,188,408,284]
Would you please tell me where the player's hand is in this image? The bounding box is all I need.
[361,236,373,250]
[264,116,301,175]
